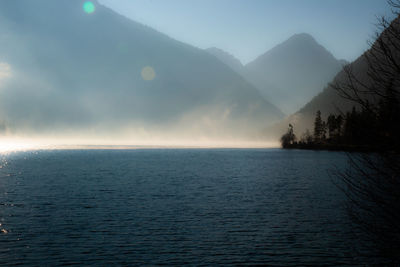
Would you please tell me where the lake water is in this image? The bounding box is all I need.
[0,149,368,265]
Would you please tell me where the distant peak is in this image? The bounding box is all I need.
[287,33,317,43]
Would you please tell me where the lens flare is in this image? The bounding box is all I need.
[83,1,95,14]
[0,62,11,79]
[141,66,156,81]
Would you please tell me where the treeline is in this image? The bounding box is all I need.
[281,97,399,152]
[284,6,400,264]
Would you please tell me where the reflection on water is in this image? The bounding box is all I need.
[0,149,372,265]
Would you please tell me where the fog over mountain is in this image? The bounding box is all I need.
[205,47,246,77]
[245,33,346,114]
[0,0,284,144]
[270,16,400,138]
[206,34,346,115]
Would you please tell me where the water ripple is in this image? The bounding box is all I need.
[0,149,371,265]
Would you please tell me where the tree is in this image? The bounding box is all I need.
[326,114,344,142]
[332,2,400,263]
[280,124,296,148]
[336,115,343,138]
[321,121,327,140]
[313,110,323,142]
[327,114,337,139]
[300,129,313,145]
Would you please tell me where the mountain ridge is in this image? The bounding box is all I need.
[244,33,345,114]
[0,0,284,140]
[269,16,400,139]
[205,47,245,76]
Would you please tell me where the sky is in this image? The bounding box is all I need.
[98,0,392,64]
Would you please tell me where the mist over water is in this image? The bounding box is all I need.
[0,0,286,147]
[0,0,390,147]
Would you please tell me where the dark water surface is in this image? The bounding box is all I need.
[0,149,364,265]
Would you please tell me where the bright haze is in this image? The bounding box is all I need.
[0,0,393,148]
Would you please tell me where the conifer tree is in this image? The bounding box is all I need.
[313,110,323,142]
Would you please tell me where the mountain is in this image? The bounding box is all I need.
[205,47,245,76]
[271,16,400,138]
[245,33,345,114]
[0,0,284,140]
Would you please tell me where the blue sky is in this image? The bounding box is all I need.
[98,0,392,64]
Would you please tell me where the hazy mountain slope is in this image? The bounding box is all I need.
[0,0,283,140]
[265,56,364,139]
[270,16,400,138]
[205,47,245,76]
[298,57,366,116]
[245,33,345,114]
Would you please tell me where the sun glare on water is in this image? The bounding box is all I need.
[0,136,280,153]
[0,140,37,153]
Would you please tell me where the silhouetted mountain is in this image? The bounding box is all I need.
[0,0,284,139]
[245,33,345,114]
[206,47,245,76]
